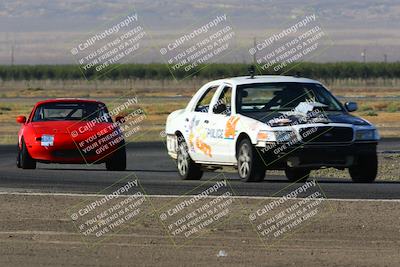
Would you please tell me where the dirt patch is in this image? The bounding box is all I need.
[0,194,399,266]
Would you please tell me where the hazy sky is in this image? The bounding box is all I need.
[0,0,399,64]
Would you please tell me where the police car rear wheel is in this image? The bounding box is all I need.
[177,139,203,180]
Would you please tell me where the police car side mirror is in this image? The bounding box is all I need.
[345,102,358,112]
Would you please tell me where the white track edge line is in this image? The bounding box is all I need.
[0,191,399,202]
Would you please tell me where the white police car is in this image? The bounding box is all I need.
[165,75,379,183]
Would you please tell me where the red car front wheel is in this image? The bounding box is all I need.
[19,139,37,169]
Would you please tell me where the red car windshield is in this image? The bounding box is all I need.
[31,102,112,122]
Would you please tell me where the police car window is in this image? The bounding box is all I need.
[212,86,232,115]
[194,86,219,112]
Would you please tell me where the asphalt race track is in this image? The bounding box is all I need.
[0,139,399,199]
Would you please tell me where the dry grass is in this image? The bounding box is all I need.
[0,79,399,143]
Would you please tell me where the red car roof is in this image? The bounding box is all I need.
[34,98,105,106]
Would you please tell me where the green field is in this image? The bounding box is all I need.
[1,62,400,81]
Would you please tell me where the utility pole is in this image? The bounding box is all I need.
[384,54,387,63]
[11,33,16,66]
[11,43,14,66]
[253,37,257,66]
[361,49,366,63]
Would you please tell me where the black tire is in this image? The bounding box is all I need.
[176,138,203,180]
[106,144,127,171]
[285,168,310,183]
[237,138,265,182]
[16,144,21,168]
[20,139,36,169]
[349,153,378,183]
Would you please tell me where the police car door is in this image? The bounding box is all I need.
[186,83,221,162]
[206,84,236,164]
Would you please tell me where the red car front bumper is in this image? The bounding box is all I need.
[26,132,124,164]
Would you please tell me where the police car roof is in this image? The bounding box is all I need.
[215,75,321,86]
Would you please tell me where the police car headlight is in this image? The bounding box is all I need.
[355,129,379,141]
[257,130,272,141]
[257,130,295,142]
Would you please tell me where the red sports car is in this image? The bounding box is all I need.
[16,99,126,170]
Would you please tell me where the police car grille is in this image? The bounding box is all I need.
[299,127,353,143]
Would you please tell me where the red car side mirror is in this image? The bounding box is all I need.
[115,116,125,123]
[16,116,26,124]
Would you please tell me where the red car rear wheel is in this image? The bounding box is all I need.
[105,143,126,171]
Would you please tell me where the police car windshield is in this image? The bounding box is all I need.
[236,82,343,113]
